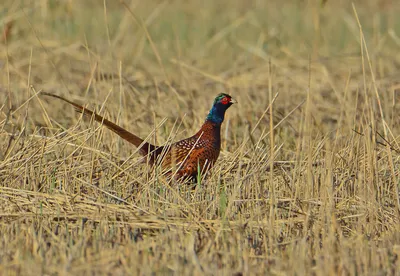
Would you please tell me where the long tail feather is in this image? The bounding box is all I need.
[42,92,157,158]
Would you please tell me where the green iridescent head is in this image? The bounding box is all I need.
[206,93,236,124]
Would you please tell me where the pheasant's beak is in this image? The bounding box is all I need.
[229,98,238,104]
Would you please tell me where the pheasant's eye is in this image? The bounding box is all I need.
[220,97,230,105]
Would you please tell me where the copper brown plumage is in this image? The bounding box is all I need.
[42,92,236,181]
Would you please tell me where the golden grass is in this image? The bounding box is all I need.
[1,0,400,274]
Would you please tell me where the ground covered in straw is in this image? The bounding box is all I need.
[1,0,400,275]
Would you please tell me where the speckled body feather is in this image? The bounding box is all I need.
[42,92,236,181]
[158,120,222,179]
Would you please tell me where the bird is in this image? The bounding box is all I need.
[42,92,236,181]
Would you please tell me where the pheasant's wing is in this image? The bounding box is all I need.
[42,92,157,158]
[160,146,196,167]
[160,137,218,178]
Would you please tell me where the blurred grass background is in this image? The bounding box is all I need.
[0,0,400,274]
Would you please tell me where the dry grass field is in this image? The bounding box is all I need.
[1,0,400,275]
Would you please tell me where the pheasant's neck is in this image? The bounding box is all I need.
[206,105,225,124]
[202,120,222,129]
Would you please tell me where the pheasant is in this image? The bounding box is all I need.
[42,92,236,181]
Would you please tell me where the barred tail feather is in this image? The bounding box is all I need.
[42,92,156,157]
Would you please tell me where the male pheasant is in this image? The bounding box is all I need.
[42,92,236,181]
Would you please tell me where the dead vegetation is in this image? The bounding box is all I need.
[0,0,400,275]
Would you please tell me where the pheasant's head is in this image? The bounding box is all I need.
[206,93,237,124]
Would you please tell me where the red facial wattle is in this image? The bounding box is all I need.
[221,97,230,105]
